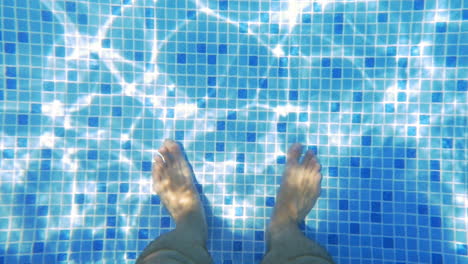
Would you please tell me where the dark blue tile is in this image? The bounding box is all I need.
[278,68,288,77]
[43,81,54,91]
[371,213,381,222]
[378,13,388,22]
[457,244,467,255]
[332,68,341,78]
[398,58,408,68]
[442,138,453,148]
[6,79,16,89]
[463,10,468,20]
[431,217,441,227]
[138,229,148,239]
[33,242,44,253]
[432,92,443,103]
[270,24,279,34]
[135,52,144,61]
[177,53,186,63]
[208,55,216,64]
[6,67,16,77]
[218,44,227,54]
[18,115,28,125]
[328,167,338,177]
[362,136,371,146]
[365,58,375,67]
[78,14,87,24]
[233,241,242,251]
[142,161,152,171]
[394,159,404,168]
[255,231,264,241]
[328,234,338,244]
[429,171,440,183]
[197,44,206,53]
[361,168,370,178]
[112,107,122,116]
[350,157,360,167]
[4,149,16,159]
[205,153,214,161]
[93,240,103,251]
[216,121,225,131]
[350,223,360,234]
[418,205,428,214]
[208,77,216,86]
[334,13,343,23]
[289,91,298,100]
[66,1,76,12]
[249,56,258,66]
[101,84,111,94]
[17,138,27,147]
[334,24,343,34]
[216,142,225,151]
[102,39,110,48]
[383,237,394,248]
[238,89,247,98]
[266,197,275,207]
[151,195,160,204]
[175,130,184,140]
[37,206,48,216]
[339,200,348,210]
[446,56,457,67]
[352,114,361,123]
[219,0,228,10]
[246,133,256,142]
[277,156,285,164]
[436,22,447,33]
[236,153,244,162]
[458,80,468,91]
[383,191,392,201]
[322,58,331,67]
[41,149,52,158]
[277,123,286,132]
[120,183,129,193]
[59,230,70,240]
[127,252,136,260]
[432,253,442,263]
[88,117,99,127]
[107,216,116,226]
[406,148,416,158]
[42,11,53,21]
[430,160,440,170]
[87,150,97,160]
[331,102,340,112]
[414,0,424,10]
[371,202,381,212]
[302,14,311,23]
[107,194,117,204]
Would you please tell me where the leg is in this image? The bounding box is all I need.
[136,139,212,264]
[261,144,334,264]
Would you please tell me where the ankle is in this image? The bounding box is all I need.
[175,211,208,243]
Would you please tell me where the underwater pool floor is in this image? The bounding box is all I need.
[0,0,467,263]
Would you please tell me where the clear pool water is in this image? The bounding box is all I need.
[1,0,467,263]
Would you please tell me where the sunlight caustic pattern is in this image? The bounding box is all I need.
[0,0,467,263]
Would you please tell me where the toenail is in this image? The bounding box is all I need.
[155,151,166,163]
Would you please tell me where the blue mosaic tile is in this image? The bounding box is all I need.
[1,0,467,263]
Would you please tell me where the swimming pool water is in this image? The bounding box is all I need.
[1,0,467,263]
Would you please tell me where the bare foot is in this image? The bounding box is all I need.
[271,143,322,226]
[153,139,205,224]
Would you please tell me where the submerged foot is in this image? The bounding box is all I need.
[271,143,322,225]
[152,139,205,224]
